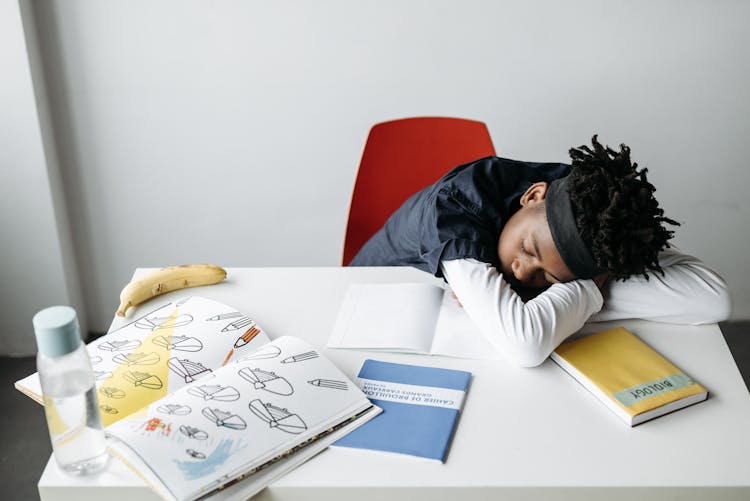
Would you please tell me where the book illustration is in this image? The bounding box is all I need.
[100,404,118,415]
[94,371,113,381]
[135,314,194,332]
[152,335,204,352]
[186,449,206,460]
[221,326,263,366]
[238,368,294,396]
[122,371,164,390]
[168,357,212,383]
[99,386,126,399]
[281,351,319,364]
[187,384,241,402]
[90,355,102,365]
[234,326,261,348]
[248,399,307,434]
[308,379,348,391]
[206,312,244,321]
[98,340,141,352]
[202,407,247,431]
[174,439,247,481]
[112,351,161,366]
[237,345,281,362]
[158,404,192,416]
[180,425,209,441]
[175,297,192,307]
[221,316,254,332]
[108,302,173,335]
[139,417,173,437]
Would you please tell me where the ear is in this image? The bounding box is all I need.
[519,182,549,208]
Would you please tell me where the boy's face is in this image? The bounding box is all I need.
[497,182,576,289]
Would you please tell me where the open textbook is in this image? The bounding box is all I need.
[327,283,503,360]
[15,297,380,501]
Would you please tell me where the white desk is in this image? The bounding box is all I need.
[38,267,750,500]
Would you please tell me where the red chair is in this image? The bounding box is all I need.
[342,117,496,265]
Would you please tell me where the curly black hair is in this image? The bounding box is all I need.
[567,135,679,281]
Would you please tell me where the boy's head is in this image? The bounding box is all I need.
[497,135,678,288]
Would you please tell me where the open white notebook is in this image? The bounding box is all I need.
[326,283,503,360]
[107,335,379,501]
[15,296,380,501]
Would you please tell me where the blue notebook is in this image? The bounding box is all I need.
[334,359,472,462]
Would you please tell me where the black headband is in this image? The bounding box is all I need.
[545,177,602,279]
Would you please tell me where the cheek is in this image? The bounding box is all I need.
[497,232,516,274]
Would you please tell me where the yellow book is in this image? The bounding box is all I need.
[550,327,708,426]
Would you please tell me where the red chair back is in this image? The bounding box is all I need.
[343,117,496,265]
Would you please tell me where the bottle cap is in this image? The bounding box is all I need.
[33,306,82,358]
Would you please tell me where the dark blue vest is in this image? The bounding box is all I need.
[349,156,571,277]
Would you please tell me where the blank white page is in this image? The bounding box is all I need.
[431,289,504,360]
[327,283,444,354]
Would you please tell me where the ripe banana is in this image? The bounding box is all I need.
[117,264,227,317]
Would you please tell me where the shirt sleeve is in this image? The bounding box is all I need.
[589,249,732,324]
[440,258,604,368]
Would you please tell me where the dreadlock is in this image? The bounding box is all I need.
[567,135,679,281]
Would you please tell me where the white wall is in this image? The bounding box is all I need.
[0,0,86,355]
[3,0,749,353]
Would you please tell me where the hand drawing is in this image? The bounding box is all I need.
[98,340,141,352]
[187,384,241,402]
[139,417,172,436]
[175,297,192,307]
[233,326,261,348]
[158,404,192,416]
[238,367,294,396]
[99,387,126,399]
[221,316,254,332]
[152,335,203,352]
[180,425,209,440]
[122,371,164,390]
[94,371,113,381]
[307,379,348,390]
[202,407,247,430]
[100,404,118,415]
[175,439,247,481]
[221,327,265,366]
[168,357,212,383]
[206,312,244,321]
[89,355,102,365]
[237,345,281,362]
[135,314,193,331]
[186,449,206,460]
[112,351,161,366]
[281,351,319,364]
[248,399,307,434]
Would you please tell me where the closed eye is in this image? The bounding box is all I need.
[521,238,533,256]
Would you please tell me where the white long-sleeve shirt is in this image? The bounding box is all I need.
[440,249,731,368]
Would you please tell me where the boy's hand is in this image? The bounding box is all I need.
[450,291,463,308]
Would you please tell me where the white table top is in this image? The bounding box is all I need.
[38,266,750,500]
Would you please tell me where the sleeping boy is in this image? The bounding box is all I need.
[350,136,731,366]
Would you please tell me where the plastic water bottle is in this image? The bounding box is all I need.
[33,306,109,475]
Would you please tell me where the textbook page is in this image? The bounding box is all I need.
[327,283,442,353]
[15,296,271,427]
[106,336,377,501]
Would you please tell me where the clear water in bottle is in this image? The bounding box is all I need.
[42,369,109,474]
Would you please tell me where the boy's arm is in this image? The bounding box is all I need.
[589,249,731,324]
[440,258,604,368]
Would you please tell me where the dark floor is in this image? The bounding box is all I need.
[2,323,748,501]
